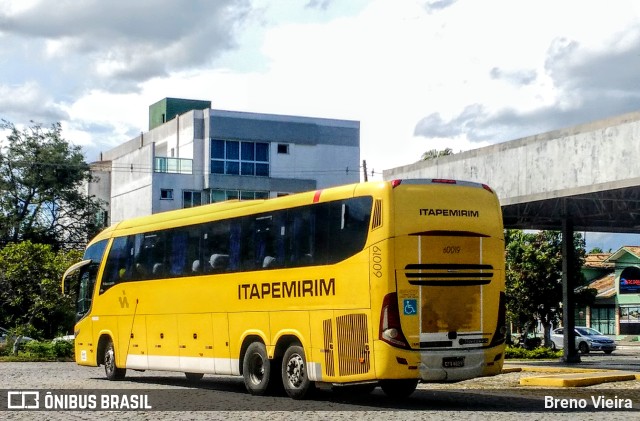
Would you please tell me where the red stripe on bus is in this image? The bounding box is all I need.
[313,190,323,203]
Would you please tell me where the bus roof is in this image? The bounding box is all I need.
[87,179,497,246]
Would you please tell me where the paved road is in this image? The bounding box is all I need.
[1,351,639,420]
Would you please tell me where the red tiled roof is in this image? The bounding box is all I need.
[584,253,613,269]
[622,246,640,258]
[585,273,616,298]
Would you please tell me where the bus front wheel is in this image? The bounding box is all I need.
[243,342,272,395]
[282,344,312,399]
[380,379,418,398]
[104,339,126,381]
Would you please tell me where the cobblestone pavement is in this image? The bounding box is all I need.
[1,359,639,420]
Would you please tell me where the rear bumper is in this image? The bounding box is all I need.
[373,340,504,382]
[418,348,503,382]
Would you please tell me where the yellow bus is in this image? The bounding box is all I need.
[62,179,506,399]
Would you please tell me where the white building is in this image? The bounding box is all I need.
[91,98,360,225]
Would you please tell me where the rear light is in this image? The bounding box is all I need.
[379,292,411,349]
[482,184,494,193]
[391,179,402,188]
[431,179,456,184]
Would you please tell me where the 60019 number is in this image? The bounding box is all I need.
[443,246,461,254]
[372,245,383,278]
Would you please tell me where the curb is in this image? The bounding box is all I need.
[504,366,608,373]
[503,364,640,387]
[519,371,640,387]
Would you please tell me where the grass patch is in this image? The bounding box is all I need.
[505,345,562,360]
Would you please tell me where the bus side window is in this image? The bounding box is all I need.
[203,220,231,273]
[255,215,277,269]
[139,232,165,280]
[228,221,242,271]
[289,207,314,267]
[327,197,372,263]
[168,229,188,277]
[101,236,130,293]
[273,211,287,267]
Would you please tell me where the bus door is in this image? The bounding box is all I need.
[62,259,100,365]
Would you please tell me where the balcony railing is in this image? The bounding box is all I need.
[154,157,193,174]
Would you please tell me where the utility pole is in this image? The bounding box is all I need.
[362,159,368,182]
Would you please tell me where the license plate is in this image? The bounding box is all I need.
[443,356,465,368]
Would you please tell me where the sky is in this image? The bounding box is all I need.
[2,0,640,251]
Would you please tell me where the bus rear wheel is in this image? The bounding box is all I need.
[282,344,312,399]
[243,342,272,395]
[104,339,126,381]
[380,379,418,398]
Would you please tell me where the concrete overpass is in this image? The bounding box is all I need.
[383,109,640,362]
[384,110,640,233]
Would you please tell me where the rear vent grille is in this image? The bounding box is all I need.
[323,319,335,377]
[336,314,370,376]
[371,199,382,230]
[405,263,494,286]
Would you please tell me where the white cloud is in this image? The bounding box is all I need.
[0,82,68,123]
[5,0,640,176]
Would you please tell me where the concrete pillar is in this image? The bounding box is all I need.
[562,216,580,363]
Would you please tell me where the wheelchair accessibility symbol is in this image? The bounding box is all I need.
[403,299,417,315]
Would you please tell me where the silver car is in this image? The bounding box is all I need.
[0,327,33,346]
[550,326,616,354]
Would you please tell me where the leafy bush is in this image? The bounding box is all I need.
[19,339,74,360]
[23,340,53,358]
[505,345,562,359]
[52,340,74,359]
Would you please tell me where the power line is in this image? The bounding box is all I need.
[1,160,384,178]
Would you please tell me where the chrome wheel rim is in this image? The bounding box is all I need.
[105,347,115,374]
[285,353,305,388]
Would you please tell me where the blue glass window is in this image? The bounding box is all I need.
[211,139,269,177]
[256,143,269,162]
[241,142,254,160]
[211,140,225,159]
[226,141,239,160]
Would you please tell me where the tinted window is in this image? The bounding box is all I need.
[101,236,132,292]
[83,240,108,263]
[99,196,373,283]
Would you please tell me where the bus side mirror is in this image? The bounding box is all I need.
[61,259,92,296]
[63,278,71,296]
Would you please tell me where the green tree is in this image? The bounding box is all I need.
[0,120,105,249]
[421,148,453,161]
[0,241,81,343]
[505,230,591,347]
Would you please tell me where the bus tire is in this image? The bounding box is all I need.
[104,339,126,381]
[243,342,272,395]
[282,344,312,400]
[380,379,418,398]
[185,372,204,382]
